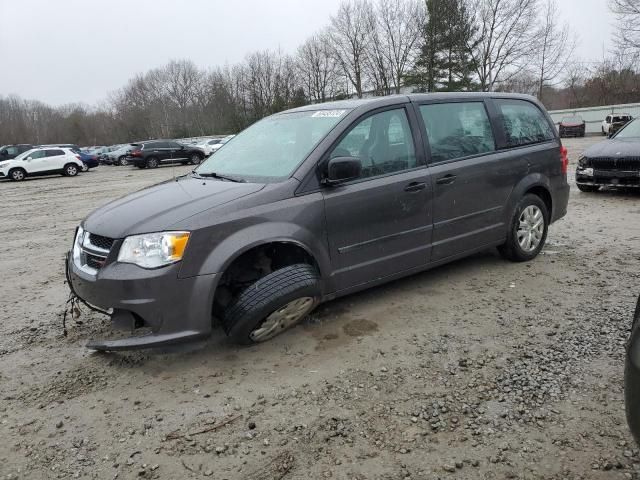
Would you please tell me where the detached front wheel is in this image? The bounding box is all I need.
[498,194,549,262]
[223,264,320,345]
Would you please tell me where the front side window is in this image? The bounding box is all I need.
[329,108,417,179]
[495,99,555,148]
[198,110,348,179]
[28,150,47,159]
[420,102,496,163]
[6,147,18,156]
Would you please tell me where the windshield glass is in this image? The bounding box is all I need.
[614,119,640,139]
[196,110,348,179]
[562,116,582,123]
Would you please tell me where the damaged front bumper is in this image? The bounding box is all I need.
[66,251,218,351]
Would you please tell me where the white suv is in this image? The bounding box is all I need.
[0,147,84,181]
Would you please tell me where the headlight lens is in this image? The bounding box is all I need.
[578,156,587,168]
[117,231,190,269]
[72,225,85,265]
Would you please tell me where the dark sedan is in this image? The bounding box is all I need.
[559,115,586,138]
[576,118,640,192]
[625,295,640,446]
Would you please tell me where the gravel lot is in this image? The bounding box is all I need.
[1,137,640,480]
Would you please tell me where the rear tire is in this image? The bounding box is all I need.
[498,194,549,262]
[577,184,600,192]
[223,264,321,345]
[189,153,203,165]
[146,157,159,168]
[81,163,89,172]
[64,163,79,177]
[9,168,26,181]
[118,156,128,166]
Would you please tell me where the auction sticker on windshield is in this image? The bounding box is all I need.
[312,110,346,118]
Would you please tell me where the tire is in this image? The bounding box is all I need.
[577,184,600,193]
[146,157,159,168]
[118,156,128,167]
[189,153,203,165]
[9,168,26,181]
[81,163,89,172]
[63,163,79,177]
[223,264,321,345]
[625,295,640,445]
[498,194,549,262]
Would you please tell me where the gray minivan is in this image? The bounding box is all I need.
[67,93,569,351]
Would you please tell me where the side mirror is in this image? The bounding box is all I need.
[323,156,362,185]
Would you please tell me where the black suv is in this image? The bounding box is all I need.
[126,140,205,169]
[67,93,569,351]
[0,144,34,160]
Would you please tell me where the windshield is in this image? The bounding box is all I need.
[614,119,640,139]
[562,116,582,123]
[196,110,348,179]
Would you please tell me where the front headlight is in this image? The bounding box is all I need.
[577,156,587,168]
[72,225,85,265]
[117,231,190,269]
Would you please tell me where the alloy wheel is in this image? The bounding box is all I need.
[517,205,544,252]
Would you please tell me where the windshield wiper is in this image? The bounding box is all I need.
[192,171,245,183]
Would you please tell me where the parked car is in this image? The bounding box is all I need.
[103,144,134,166]
[126,140,205,169]
[576,118,640,192]
[210,135,235,154]
[602,113,633,136]
[559,115,586,138]
[71,148,100,171]
[625,295,640,445]
[0,144,35,160]
[194,138,224,157]
[0,147,84,181]
[67,93,569,351]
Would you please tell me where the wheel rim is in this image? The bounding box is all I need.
[249,297,315,342]
[191,154,200,164]
[68,166,77,176]
[81,163,88,172]
[517,205,544,252]
[119,157,128,166]
[149,159,157,168]
[12,170,24,180]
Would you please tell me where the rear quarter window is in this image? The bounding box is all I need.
[495,99,555,148]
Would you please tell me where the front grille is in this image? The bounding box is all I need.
[588,157,640,170]
[79,232,115,273]
[89,233,114,251]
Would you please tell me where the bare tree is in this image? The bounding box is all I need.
[610,0,640,52]
[296,32,338,103]
[328,0,375,98]
[564,62,588,107]
[374,0,425,94]
[467,0,540,91]
[531,0,575,101]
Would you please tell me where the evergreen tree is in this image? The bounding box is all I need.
[406,0,478,92]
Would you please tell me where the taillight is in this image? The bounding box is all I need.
[132,150,142,157]
[560,146,568,174]
[75,155,81,160]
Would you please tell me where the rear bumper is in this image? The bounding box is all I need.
[66,251,218,350]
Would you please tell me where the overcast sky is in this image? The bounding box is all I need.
[0,0,615,106]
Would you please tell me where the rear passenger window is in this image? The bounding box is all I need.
[46,149,65,157]
[330,108,417,179]
[495,99,555,148]
[419,102,495,163]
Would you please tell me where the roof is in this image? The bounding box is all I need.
[282,92,540,115]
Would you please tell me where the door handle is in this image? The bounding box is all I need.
[436,174,457,185]
[404,181,426,192]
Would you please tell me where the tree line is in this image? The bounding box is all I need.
[2,0,640,146]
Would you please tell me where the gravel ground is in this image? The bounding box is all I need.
[1,137,640,480]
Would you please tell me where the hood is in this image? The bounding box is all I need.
[583,138,640,158]
[84,175,265,238]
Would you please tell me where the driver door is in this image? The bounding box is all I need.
[322,106,432,292]
[23,150,49,173]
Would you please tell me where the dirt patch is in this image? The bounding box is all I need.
[343,319,379,337]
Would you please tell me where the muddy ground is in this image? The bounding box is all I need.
[1,137,640,480]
